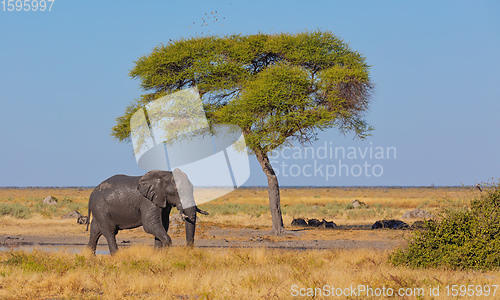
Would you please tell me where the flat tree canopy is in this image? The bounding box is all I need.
[113,30,374,234]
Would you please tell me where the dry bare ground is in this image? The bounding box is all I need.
[1,187,498,299]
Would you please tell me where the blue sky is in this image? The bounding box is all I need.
[0,0,499,187]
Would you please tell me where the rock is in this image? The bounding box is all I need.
[62,210,82,219]
[320,219,337,228]
[307,219,323,227]
[43,196,57,205]
[372,219,409,230]
[402,208,433,219]
[291,218,308,227]
[351,199,368,208]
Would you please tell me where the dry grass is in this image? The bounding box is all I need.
[0,246,498,299]
[199,186,478,227]
[0,186,479,238]
[0,188,91,204]
[0,187,496,299]
[214,186,476,207]
[0,186,477,206]
[0,215,84,236]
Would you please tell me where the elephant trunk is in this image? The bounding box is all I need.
[183,206,197,246]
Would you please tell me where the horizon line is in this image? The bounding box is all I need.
[0,185,480,189]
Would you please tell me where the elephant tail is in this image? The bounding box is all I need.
[86,207,91,231]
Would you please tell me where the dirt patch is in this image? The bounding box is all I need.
[0,223,407,252]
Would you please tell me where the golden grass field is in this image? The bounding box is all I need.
[0,186,476,236]
[1,246,499,300]
[0,186,498,299]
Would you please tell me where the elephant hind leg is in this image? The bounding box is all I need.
[101,230,119,255]
[93,217,119,255]
[88,218,119,255]
[88,219,102,254]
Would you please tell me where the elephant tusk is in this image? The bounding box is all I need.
[196,207,209,215]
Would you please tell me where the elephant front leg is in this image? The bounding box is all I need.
[143,206,172,248]
[154,206,173,248]
[150,226,172,248]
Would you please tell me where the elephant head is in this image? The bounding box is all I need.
[172,168,208,245]
[138,169,208,246]
[137,170,176,208]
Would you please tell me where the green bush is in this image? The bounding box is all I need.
[390,184,500,270]
[282,203,343,218]
[344,203,354,210]
[0,203,31,219]
[0,199,88,219]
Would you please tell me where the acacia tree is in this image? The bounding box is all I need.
[112,30,374,235]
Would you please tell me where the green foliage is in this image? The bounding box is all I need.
[113,30,374,154]
[202,203,269,218]
[202,202,348,218]
[0,203,31,219]
[201,202,398,220]
[2,251,79,274]
[0,198,87,219]
[282,203,318,216]
[114,32,374,231]
[33,202,58,217]
[58,202,88,217]
[391,184,500,270]
[344,203,354,210]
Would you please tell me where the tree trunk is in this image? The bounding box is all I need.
[255,150,286,235]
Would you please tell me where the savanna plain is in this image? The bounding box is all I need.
[0,187,498,299]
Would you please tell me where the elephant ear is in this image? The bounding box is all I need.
[138,170,169,208]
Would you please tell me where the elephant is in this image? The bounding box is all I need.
[87,168,208,254]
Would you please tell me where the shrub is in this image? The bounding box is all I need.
[0,203,31,219]
[344,203,354,210]
[202,203,268,217]
[390,184,500,270]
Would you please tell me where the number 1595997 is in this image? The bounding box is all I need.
[1,0,54,12]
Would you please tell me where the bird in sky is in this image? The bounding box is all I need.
[190,10,226,34]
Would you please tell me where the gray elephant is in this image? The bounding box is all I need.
[87,168,208,254]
